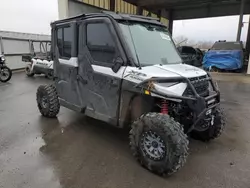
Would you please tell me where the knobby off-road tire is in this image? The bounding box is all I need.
[191,108,225,142]
[129,113,189,176]
[25,64,34,77]
[36,84,60,118]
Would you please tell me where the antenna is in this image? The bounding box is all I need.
[126,22,142,69]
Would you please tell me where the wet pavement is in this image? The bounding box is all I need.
[1,72,250,188]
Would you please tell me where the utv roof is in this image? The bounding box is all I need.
[52,11,164,26]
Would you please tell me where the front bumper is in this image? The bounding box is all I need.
[187,93,220,133]
[135,73,220,132]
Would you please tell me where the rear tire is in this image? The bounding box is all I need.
[191,108,225,142]
[36,84,60,118]
[25,64,34,77]
[0,66,12,82]
[129,113,189,176]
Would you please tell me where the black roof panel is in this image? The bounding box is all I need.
[51,11,163,26]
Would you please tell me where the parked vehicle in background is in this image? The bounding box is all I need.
[22,40,53,79]
[196,47,206,57]
[36,12,225,176]
[203,41,244,72]
[177,46,203,67]
[0,54,12,82]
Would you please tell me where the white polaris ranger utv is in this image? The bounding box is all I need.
[22,40,54,79]
[36,12,225,176]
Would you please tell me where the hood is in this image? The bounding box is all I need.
[124,63,207,83]
[156,64,206,78]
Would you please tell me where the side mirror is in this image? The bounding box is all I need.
[112,57,124,73]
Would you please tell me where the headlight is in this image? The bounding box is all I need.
[1,56,5,62]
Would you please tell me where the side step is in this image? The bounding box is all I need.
[59,98,85,113]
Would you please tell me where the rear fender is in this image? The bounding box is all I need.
[31,59,37,70]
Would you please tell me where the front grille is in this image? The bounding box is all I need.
[189,75,207,82]
[185,76,209,97]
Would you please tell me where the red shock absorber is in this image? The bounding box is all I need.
[161,99,168,114]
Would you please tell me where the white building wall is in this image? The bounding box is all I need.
[68,0,101,17]
[58,0,102,19]
[58,0,69,19]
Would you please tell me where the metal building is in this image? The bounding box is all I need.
[58,0,250,73]
[58,0,249,40]
[0,30,50,70]
[58,0,169,25]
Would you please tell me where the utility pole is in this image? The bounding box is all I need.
[236,0,245,41]
[247,16,250,74]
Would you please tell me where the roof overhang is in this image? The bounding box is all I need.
[124,0,250,20]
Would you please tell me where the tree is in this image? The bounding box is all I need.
[174,36,188,46]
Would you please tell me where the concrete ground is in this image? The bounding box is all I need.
[0,72,250,188]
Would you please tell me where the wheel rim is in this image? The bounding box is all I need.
[47,72,53,79]
[41,96,49,109]
[0,68,10,80]
[140,131,166,161]
[25,66,31,74]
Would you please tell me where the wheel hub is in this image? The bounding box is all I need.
[152,141,158,148]
[41,96,48,109]
[0,68,9,79]
[140,131,166,161]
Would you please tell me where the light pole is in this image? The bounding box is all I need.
[236,0,245,42]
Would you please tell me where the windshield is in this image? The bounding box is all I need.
[119,21,182,66]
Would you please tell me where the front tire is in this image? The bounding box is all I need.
[36,84,60,118]
[191,108,225,142]
[129,113,189,176]
[0,66,12,82]
[25,64,34,77]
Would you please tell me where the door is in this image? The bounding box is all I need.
[78,17,127,123]
[53,22,81,107]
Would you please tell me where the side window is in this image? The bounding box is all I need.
[57,28,63,56]
[86,23,116,64]
[63,27,72,57]
[57,26,72,58]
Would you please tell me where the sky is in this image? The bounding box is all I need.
[173,15,250,42]
[0,0,249,43]
[0,0,58,35]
